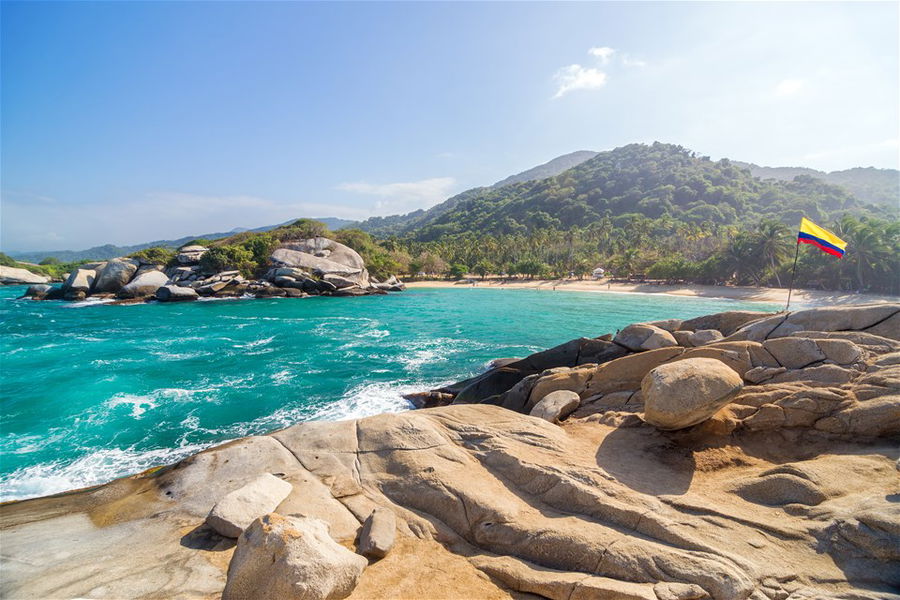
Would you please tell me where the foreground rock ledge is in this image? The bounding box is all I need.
[1,304,898,600]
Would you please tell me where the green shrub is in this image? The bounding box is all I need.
[128,247,177,265]
[199,245,256,277]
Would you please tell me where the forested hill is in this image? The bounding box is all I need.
[733,161,899,207]
[356,150,599,237]
[401,143,894,242]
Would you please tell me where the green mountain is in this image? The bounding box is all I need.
[356,150,599,237]
[401,142,892,242]
[733,162,899,207]
[8,217,356,264]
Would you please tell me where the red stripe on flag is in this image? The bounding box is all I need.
[800,237,844,257]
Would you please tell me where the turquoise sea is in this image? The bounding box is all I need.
[0,286,778,501]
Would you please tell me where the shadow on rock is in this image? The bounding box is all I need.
[595,426,696,496]
[180,523,236,552]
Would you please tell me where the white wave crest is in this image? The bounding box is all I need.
[0,441,210,502]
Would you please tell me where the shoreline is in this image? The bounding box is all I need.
[405,278,897,307]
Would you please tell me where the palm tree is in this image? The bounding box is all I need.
[754,219,793,287]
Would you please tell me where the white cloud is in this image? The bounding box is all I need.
[0,190,367,252]
[335,177,457,214]
[553,64,608,98]
[588,46,616,64]
[774,78,806,96]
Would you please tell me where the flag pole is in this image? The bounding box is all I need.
[785,241,800,312]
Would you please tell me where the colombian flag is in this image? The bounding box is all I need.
[798,217,847,258]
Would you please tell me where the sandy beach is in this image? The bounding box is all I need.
[405,278,898,307]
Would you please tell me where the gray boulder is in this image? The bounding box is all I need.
[23,284,52,298]
[358,507,396,559]
[642,357,744,430]
[176,245,207,265]
[688,329,725,347]
[207,473,293,538]
[93,258,139,293]
[0,266,50,285]
[614,323,678,352]
[117,270,169,298]
[222,513,367,600]
[63,267,101,294]
[270,237,370,287]
[156,285,199,302]
[529,390,580,423]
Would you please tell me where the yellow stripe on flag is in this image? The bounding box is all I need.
[799,217,847,251]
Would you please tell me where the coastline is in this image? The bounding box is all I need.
[405,278,897,307]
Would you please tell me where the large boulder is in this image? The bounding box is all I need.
[155,285,199,302]
[530,390,580,423]
[207,473,293,538]
[117,270,169,298]
[614,323,678,352]
[357,507,396,559]
[222,513,367,600]
[62,265,102,300]
[0,266,50,285]
[93,258,140,293]
[641,357,744,430]
[176,245,207,265]
[22,284,52,298]
[270,238,370,287]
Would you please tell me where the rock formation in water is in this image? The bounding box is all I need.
[0,265,50,285]
[1,303,898,600]
[19,237,406,303]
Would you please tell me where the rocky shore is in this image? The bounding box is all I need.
[17,237,405,303]
[1,304,898,600]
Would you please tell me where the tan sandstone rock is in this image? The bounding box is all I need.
[223,513,367,600]
[206,473,293,538]
[529,390,580,423]
[642,358,744,430]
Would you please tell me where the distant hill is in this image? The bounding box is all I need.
[733,162,899,207]
[356,150,599,236]
[398,142,894,242]
[8,217,356,263]
[490,150,598,188]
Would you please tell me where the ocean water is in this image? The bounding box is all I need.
[0,285,778,501]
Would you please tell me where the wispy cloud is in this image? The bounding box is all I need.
[773,78,806,97]
[552,46,645,98]
[335,177,457,214]
[553,65,608,98]
[588,46,615,64]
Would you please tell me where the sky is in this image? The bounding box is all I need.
[2,1,898,252]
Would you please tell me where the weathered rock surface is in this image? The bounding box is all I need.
[177,245,208,265]
[206,473,293,538]
[117,269,169,298]
[641,357,744,430]
[529,390,580,423]
[0,266,50,285]
[271,237,370,288]
[93,258,139,293]
[615,323,678,351]
[156,284,199,302]
[222,513,366,600]
[358,507,396,559]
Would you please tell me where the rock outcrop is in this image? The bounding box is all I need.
[1,304,898,600]
[641,357,744,430]
[222,513,367,600]
[93,258,140,293]
[206,473,293,538]
[117,269,169,298]
[0,266,50,285]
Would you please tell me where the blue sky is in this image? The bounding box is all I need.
[2,1,897,252]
